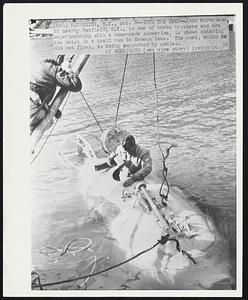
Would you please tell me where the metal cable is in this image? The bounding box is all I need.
[79,91,103,132]
[114,54,128,128]
[152,53,177,205]
[32,235,168,289]
[158,144,176,201]
[32,234,196,289]
[153,53,164,156]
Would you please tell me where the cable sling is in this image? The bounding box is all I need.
[153,53,164,155]
[79,90,103,133]
[152,53,176,205]
[114,54,128,128]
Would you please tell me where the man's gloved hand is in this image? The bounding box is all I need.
[123,177,135,187]
[55,109,62,119]
[61,54,75,70]
[61,60,72,72]
[108,152,116,166]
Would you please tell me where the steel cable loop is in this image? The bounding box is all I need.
[114,54,128,128]
[78,91,103,133]
[152,53,177,205]
[159,144,177,201]
[39,238,93,259]
[30,92,71,164]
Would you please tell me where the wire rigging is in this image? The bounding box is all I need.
[79,90,103,133]
[152,53,176,205]
[153,53,164,155]
[114,54,128,128]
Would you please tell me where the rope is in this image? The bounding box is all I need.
[79,91,103,133]
[39,238,93,259]
[32,234,196,289]
[167,237,196,264]
[153,53,164,156]
[30,92,71,164]
[159,144,176,203]
[114,54,128,128]
[37,237,95,290]
[32,235,168,289]
[60,238,92,256]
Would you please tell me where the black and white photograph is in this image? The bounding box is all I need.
[3,3,243,297]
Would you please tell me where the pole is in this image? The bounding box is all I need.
[72,54,90,75]
[30,54,90,153]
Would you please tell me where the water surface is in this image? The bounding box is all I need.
[31,32,236,290]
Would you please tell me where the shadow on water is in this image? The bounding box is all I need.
[183,191,236,285]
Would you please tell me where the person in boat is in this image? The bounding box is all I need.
[108,135,152,187]
[30,54,82,133]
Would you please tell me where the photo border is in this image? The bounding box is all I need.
[3,3,243,297]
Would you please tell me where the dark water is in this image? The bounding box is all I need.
[31,32,236,290]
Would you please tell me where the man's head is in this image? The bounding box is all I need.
[122,135,136,154]
[43,55,65,66]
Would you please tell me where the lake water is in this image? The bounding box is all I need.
[31,32,236,290]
